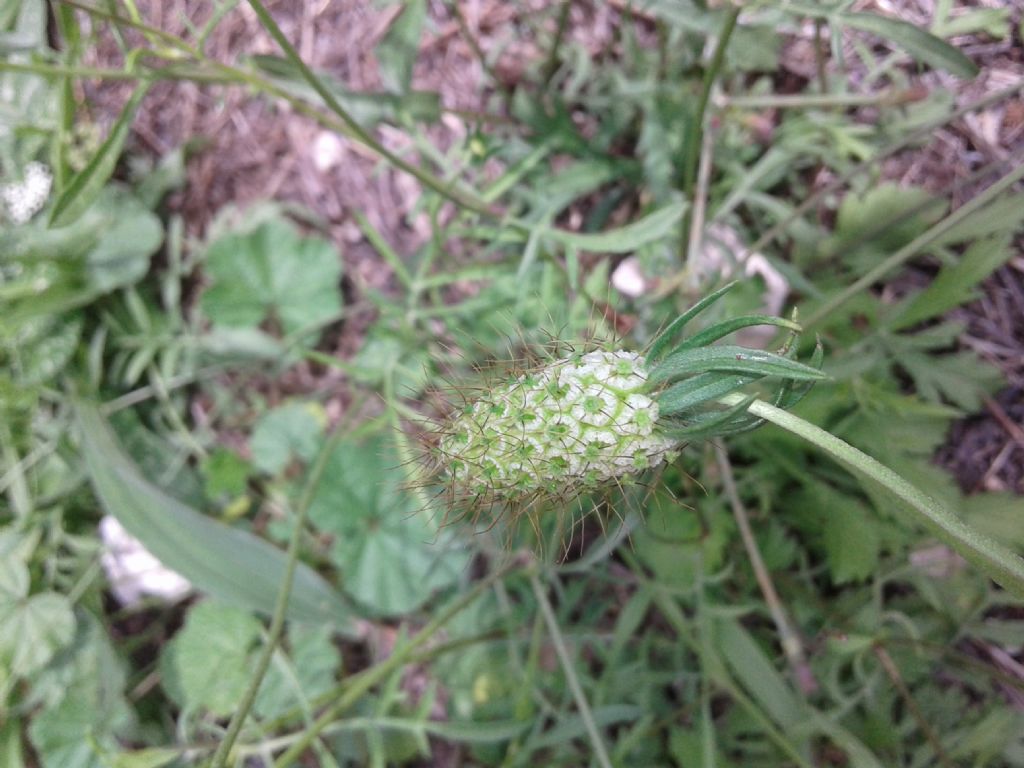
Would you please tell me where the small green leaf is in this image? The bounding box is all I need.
[28,614,131,768]
[931,193,1024,247]
[167,601,261,717]
[0,560,75,676]
[250,401,326,475]
[841,12,979,78]
[76,402,353,629]
[714,617,805,731]
[108,749,181,768]
[308,436,468,616]
[673,315,802,352]
[545,201,686,254]
[201,217,342,336]
[201,448,252,499]
[657,372,759,417]
[821,494,881,584]
[49,83,150,227]
[647,280,738,363]
[828,183,946,259]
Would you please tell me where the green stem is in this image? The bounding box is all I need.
[714,444,816,696]
[723,395,1024,597]
[272,562,520,767]
[208,428,343,768]
[529,574,614,768]
[720,89,913,110]
[681,5,740,258]
[804,158,1024,328]
[444,0,501,88]
[541,1,572,86]
[244,0,494,217]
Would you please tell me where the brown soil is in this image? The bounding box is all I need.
[77,0,1024,493]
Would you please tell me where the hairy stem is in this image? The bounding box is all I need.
[722,395,1024,597]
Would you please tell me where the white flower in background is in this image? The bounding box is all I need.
[99,516,192,606]
[1,161,53,224]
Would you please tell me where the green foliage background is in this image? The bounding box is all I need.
[2,0,1024,766]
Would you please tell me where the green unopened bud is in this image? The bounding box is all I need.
[440,350,678,501]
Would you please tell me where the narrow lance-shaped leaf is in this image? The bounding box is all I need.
[76,402,354,630]
[648,346,828,386]
[49,83,150,227]
[673,315,802,352]
[657,371,760,417]
[840,12,979,78]
[544,200,686,254]
[646,280,738,364]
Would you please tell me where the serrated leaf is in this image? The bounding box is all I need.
[892,345,1001,411]
[201,217,342,336]
[377,0,426,94]
[76,402,354,629]
[544,201,685,253]
[0,559,75,676]
[841,12,979,78]
[964,493,1024,551]
[49,83,150,227]
[931,193,1024,247]
[633,492,733,587]
[828,183,946,261]
[891,235,1014,329]
[821,495,881,584]
[28,613,131,768]
[167,601,261,717]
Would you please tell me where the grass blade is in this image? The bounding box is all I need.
[841,12,978,78]
[648,346,828,386]
[545,200,685,253]
[49,82,149,227]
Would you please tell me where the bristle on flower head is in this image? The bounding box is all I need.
[438,350,679,503]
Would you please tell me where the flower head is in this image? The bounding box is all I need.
[439,350,679,502]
